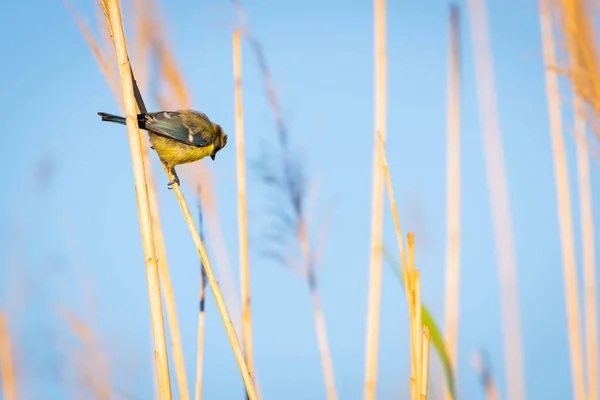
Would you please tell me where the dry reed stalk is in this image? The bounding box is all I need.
[0,313,16,400]
[106,5,192,399]
[137,24,192,397]
[471,352,501,400]
[408,234,422,400]
[443,7,461,400]
[364,0,387,397]
[409,235,421,400]
[135,59,192,399]
[414,272,422,400]
[409,297,416,400]
[554,0,600,394]
[67,3,191,397]
[163,165,258,400]
[195,199,207,400]
[376,131,420,398]
[466,1,526,398]
[148,184,190,400]
[574,94,598,400]
[553,0,600,142]
[377,131,410,288]
[233,29,255,384]
[100,1,172,398]
[421,326,431,400]
[539,4,586,399]
[194,183,243,336]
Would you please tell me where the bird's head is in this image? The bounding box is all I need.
[210,124,228,160]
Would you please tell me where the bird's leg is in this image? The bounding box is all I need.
[167,167,180,189]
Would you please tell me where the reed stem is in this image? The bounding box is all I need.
[101,1,172,397]
[165,167,258,400]
[147,151,190,400]
[540,4,586,399]
[466,0,526,397]
[421,326,431,400]
[364,0,387,396]
[0,313,16,400]
[233,30,255,386]
[443,7,462,400]
[574,94,598,400]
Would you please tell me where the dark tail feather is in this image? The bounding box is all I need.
[98,112,126,125]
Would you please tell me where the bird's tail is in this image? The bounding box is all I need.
[98,112,126,125]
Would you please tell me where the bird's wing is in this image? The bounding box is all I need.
[143,110,213,147]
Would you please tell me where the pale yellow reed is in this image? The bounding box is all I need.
[100,0,172,397]
[233,30,255,385]
[443,7,462,400]
[364,0,387,397]
[0,313,16,400]
[466,0,526,398]
[540,3,586,399]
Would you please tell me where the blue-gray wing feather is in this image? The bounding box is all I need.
[143,110,213,147]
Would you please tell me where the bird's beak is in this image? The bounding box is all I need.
[210,154,216,160]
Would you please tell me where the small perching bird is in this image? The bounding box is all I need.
[98,109,228,188]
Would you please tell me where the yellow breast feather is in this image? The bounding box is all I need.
[150,133,215,169]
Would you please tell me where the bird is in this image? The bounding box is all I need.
[98,109,228,188]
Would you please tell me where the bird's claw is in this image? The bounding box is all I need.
[167,177,180,189]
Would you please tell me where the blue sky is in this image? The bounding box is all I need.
[1,0,599,399]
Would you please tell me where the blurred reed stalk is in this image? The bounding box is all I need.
[443,6,461,400]
[574,94,598,400]
[421,326,431,400]
[0,313,16,400]
[99,1,172,398]
[408,234,422,400]
[553,0,600,140]
[376,133,429,400]
[471,351,501,400]
[552,0,599,396]
[539,4,586,399]
[195,197,207,400]
[466,0,526,398]
[66,3,192,398]
[233,29,255,388]
[364,0,387,397]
